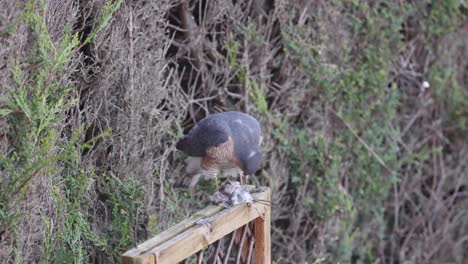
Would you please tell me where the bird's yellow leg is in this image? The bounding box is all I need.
[214,174,219,191]
[239,170,244,185]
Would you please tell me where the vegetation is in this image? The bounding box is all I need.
[0,0,467,263]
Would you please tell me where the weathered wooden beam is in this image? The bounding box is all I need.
[122,187,270,264]
[254,190,271,264]
[122,205,224,264]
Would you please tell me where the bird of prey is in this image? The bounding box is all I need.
[176,111,262,191]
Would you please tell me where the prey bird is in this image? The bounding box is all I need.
[176,111,262,191]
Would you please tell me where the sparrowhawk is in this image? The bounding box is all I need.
[176,111,263,191]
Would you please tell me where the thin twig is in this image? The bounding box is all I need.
[211,240,222,264]
[329,107,397,175]
[245,235,255,264]
[197,250,204,264]
[223,231,237,264]
[235,225,249,264]
[14,166,43,195]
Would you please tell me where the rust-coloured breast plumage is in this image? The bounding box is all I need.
[200,137,242,172]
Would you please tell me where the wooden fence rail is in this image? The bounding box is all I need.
[122,187,270,264]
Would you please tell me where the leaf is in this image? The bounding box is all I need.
[0,109,13,116]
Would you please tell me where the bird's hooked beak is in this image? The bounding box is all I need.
[175,136,187,151]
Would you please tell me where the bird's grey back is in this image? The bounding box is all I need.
[176,113,231,156]
[176,111,261,158]
[222,111,261,147]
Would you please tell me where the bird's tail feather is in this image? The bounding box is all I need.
[185,156,202,175]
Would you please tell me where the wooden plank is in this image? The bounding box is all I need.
[122,187,270,264]
[122,205,224,263]
[150,189,269,263]
[122,254,155,264]
[254,189,271,264]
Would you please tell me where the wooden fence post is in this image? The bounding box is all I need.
[254,189,271,263]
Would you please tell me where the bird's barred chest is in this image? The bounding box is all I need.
[201,137,242,171]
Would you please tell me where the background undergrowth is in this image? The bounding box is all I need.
[0,0,467,263]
